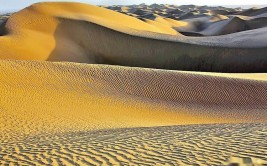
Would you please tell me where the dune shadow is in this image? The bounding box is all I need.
[48,18,267,73]
[0,18,8,36]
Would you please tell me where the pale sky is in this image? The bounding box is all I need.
[1,0,267,12]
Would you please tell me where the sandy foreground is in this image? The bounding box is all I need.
[0,2,267,165]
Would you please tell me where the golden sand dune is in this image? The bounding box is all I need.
[0,60,267,139]
[0,60,267,165]
[1,2,267,72]
[0,2,180,61]
[0,2,267,165]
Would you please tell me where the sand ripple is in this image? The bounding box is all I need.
[0,2,267,165]
[0,124,266,165]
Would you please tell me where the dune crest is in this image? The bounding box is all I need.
[0,2,180,61]
[0,2,267,165]
[0,2,267,72]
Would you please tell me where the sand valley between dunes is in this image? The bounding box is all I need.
[0,2,267,165]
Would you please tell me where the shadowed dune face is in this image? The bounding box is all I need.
[0,19,7,36]
[0,2,267,165]
[1,2,267,72]
[50,19,267,72]
[0,2,180,61]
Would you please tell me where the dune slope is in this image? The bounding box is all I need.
[0,2,267,72]
[0,2,267,165]
[0,60,266,165]
[0,60,267,141]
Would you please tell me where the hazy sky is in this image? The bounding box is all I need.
[1,0,267,12]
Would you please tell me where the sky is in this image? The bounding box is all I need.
[1,0,267,12]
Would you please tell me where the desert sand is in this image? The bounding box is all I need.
[0,2,267,165]
[1,2,267,72]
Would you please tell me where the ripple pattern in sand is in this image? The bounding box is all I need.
[0,123,266,166]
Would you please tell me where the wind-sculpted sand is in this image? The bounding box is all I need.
[1,124,267,166]
[0,2,267,72]
[0,2,267,165]
[0,60,267,165]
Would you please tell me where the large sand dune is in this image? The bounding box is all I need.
[0,60,267,165]
[0,2,267,72]
[1,60,266,137]
[0,2,267,165]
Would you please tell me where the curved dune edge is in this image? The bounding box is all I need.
[0,60,266,140]
[0,2,180,60]
[0,2,267,72]
[0,3,266,164]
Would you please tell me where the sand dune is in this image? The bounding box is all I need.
[246,17,267,29]
[0,15,8,35]
[0,2,267,165]
[0,60,266,164]
[0,2,180,61]
[200,17,246,35]
[237,7,267,16]
[0,2,267,72]
[209,9,231,15]
[0,60,267,138]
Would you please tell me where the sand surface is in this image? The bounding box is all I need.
[1,2,267,72]
[0,60,266,165]
[0,2,267,165]
[1,124,266,165]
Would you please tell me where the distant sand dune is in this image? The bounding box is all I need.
[0,2,267,165]
[237,7,267,16]
[0,2,267,72]
[200,17,246,35]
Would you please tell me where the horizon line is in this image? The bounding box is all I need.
[1,3,266,13]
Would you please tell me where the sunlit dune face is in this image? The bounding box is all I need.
[155,17,189,27]
[0,2,267,165]
[2,4,58,60]
[144,18,180,35]
[1,2,267,72]
[209,14,229,22]
[0,2,184,61]
[0,60,266,139]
